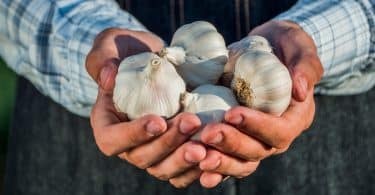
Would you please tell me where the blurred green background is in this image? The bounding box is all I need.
[0,58,17,192]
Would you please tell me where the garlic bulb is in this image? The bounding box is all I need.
[231,50,292,116]
[113,52,186,120]
[182,85,239,141]
[225,36,272,70]
[160,21,228,88]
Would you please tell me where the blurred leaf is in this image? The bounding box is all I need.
[0,58,16,154]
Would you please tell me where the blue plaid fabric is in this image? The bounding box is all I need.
[0,0,146,116]
[276,0,375,95]
[0,0,374,117]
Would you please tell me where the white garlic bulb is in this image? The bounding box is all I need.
[160,21,228,88]
[231,50,292,116]
[182,85,239,141]
[224,35,273,74]
[113,52,186,120]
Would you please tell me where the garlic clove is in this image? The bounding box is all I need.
[182,84,239,141]
[113,52,186,120]
[231,50,292,116]
[222,35,274,86]
[162,21,228,88]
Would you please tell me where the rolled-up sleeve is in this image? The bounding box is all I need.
[0,0,147,117]
[276,0,375,95]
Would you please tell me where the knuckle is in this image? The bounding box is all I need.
[237,164,257,178]
[226,137,242,155]
[127,153,152,169]
[274,133,293,149]
[159,136,178,150]
[95,28,119,42]
[247,153,263,162]
[169,179,189,189]
[274,140,291,150]
[96,142,116,157]
[147,168,170,181]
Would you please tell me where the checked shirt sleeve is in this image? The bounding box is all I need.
[276,0,375,95]
[0,0,147,117]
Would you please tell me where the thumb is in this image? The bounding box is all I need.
[98,63,118,91]
[291,72,309,102]
[290,58,322,102]
[91,64,121,129]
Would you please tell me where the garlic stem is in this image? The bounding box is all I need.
[144,58,161,79]
[159,47,186,66]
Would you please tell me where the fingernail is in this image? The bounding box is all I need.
[184,151,201,163]
[209,132,223,145]
[299,77,308,96]
[228,115,243,125]
[179,120,197,135]
[212,157,221,170]
[201,155,221,170]
[99,65,113,88]
[146,121,163,136]
[222,176,231,182]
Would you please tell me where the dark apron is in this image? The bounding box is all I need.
[5,1,375,194]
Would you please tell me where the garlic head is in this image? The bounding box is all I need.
[113,52,186,120]
[161,21,228,88]
[222,35,274,86]
[231,51,292,116]
[182,84,239,141]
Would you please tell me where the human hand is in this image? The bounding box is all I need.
[199,20,323,188]
[86,28,206,188]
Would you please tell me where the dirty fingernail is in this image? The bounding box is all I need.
[146,121,163,136]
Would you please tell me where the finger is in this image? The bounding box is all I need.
[225,91,315,149]
[290,56,323,101]
[200,172,224,188]
[200,150,259,178]
[146,141,206,180]
[90,65,123,128]
[200,123,275,161]
[119,113,201,169]
[169,167,202,188]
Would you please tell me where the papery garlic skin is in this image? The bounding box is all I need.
[182,85,239,141]
[113,52,186,120]
[223,35,273,75]
[161,21,228,88]
[231,51,292,116]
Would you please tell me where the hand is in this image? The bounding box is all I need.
[198,20,324,188]
[86,28,206,188]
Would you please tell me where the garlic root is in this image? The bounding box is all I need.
[231,48,292,116]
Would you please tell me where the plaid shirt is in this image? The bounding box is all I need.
[0,0,374,117]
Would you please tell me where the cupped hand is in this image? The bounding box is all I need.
[199,20,323,188]
[86,28,206,188]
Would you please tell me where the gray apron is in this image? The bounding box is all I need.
[5,0,375,194]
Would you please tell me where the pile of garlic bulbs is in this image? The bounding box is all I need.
[113,21,292,139]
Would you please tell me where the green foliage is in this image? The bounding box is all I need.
[0,59,16,154]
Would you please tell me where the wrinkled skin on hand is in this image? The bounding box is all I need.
[85,28,208,188]
[198,20,324,188]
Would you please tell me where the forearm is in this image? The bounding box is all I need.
[275,0,375,95]
[0,0,147,116]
